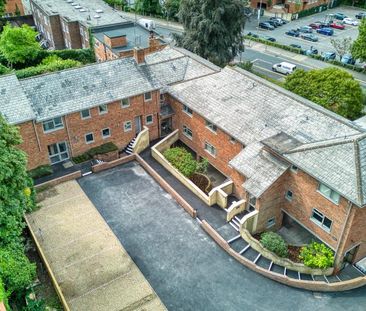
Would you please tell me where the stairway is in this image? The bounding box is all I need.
[229,215,241,232]
[123,137,136,155]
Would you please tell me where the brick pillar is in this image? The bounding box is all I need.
[134,47,145,64]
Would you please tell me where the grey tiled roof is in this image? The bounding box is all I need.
[284,134,366,206]
[0,74,34,124]
[20,58,161,122]
[168,66,366,205]
[230,142,289,198]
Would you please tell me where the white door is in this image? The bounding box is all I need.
[134,116,142,135]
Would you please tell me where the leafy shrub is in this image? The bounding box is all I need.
[0,63,10,75]
[87,142,118,157]
[27,165,52,179]
[16,58,81,79]
[72,153,91,164]
[260,232,288,258]
[163,147,197,177]
[238,61,253,72]
[299,242,334,269]
[196,158,209,174]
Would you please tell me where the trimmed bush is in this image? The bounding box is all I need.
[260,232,288,258]
[87,142,118,157]
[28,165,52,179]
[72,153,91,164]
[163,147,197,177]
[299,242,334,269]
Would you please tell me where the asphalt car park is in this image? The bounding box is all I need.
[245,6,364,59]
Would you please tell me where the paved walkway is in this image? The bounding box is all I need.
[27,180,166,311]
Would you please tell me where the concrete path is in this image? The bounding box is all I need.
[78,161,366,311]
[27,180,166,311]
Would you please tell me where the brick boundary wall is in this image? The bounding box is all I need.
[136,154,197,219]
[201,220,366,292]
[91,154,136,173]
[34,171,82,190]
[25,217,71,311]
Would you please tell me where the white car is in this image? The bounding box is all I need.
[272,62,297,75]
[343,18,359,26]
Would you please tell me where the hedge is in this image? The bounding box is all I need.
[73,142,119,164]
[163,147,197,177]
[28,165,53,179]
[244,36,366,74]
[260,232,288,258]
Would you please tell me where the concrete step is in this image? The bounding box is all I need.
[231,218,240,228]
[239,244,250,255]
[227,235,241,244]
[229,221,239,232]
[234,215,242,223]
[230,238,249,253]
[241,247,259,262]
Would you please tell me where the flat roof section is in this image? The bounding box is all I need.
[26,180,166,311]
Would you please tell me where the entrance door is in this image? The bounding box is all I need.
[134,116,142,135]
[48,142,69,164]
[160,117,172,137]
[247,194,256,212]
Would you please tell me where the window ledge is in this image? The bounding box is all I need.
[43,127,64,134]
[310,218,331,233]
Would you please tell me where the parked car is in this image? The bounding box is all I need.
[263,35,276,42]
[301,33,318,42]
[330,22,345,30]
[298,26,313,33]
[343,18,359,26]
[355,12,366,19]
[266,20,281,27]
[272,62,297,75]
[316,27,334,36]
[322,52,336,61]
[289,44,302,49]
[334,12,347,20]
[341,54,356,65]
[285,29,300,37]
[305,47,318,55]
[309,22,323,29]
[270,17,288,24]
[247,32,259,38]
[259,22,275,30]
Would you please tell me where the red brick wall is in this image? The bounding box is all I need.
[17,91,160,170]
[4,0,24,15]
[168,94,246,198]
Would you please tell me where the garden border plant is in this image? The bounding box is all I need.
[244,36,366,74]
[72,142,119,164]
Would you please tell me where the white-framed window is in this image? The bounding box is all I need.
[124,121,132,132]
[183,105,193,116]
[183,125,193,140]
[146,115,153,125]
[311,209,332,232]
[144,92,152,101]
[318,183,340,204]
[267,217,276,228]
[99,104,108,115]
[285,190,293,201]
[205,120,217,133]
[85,132,94,144]
[291,165,298,173]
[43,117,64,133]
[204,141,216,157]
[80,109,91,119]
[121,98,130,108]
[102,128,111,138]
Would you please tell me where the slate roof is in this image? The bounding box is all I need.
[230,142,289,198]
[168,66,366,206]
[20,58,161,122]
[0,74,34,124]
[283,134,366,206]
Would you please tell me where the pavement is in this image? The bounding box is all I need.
[78,160,366,311]
[27,180,166,311]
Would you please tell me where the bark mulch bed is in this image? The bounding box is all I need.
[288,245,302,263]
[190,173,212,194]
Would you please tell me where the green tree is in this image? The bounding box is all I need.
[164,0,180,20]
[176,0,246,67]
[0,24,41,65]
[351,19,366,62]
[330,37,353,60]
[135,0,162,15]
[284,67,364,120]
[0,115,36,297]
[0,0,5,16]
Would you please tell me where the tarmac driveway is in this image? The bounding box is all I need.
[78,161,366,311]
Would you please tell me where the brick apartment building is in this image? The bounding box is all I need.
[250,0,329,15]
[29,0,165,54]
[3,0,24,16]
[1,46,365,271]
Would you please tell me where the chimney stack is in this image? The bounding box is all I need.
[134,47,145,64]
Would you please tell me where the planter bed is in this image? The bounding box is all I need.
[190,173,212,194]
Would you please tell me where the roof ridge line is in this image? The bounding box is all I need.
[231,66,363,132]
[353,140,364,205]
